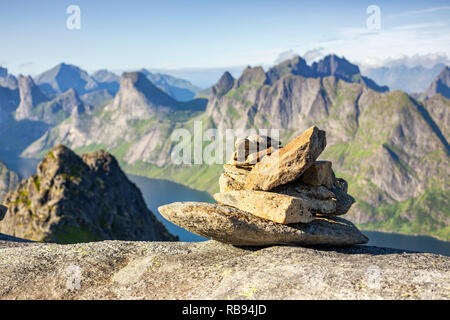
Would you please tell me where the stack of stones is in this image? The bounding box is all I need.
[159,126,368,246]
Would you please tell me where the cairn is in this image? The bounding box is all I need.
[159,126,368,246]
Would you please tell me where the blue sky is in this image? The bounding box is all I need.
[1,0,450,78]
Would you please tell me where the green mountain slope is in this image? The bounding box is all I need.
[21,57,450,240]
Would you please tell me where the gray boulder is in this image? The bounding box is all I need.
[158,202,368,246]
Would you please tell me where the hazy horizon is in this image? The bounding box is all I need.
[1,0,449,77]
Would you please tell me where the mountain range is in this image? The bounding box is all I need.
[0,54,449,240]
[362,63,447,95]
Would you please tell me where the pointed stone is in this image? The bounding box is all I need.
[158,202,368,246]
[214,191,314,224]
[245,126,326,191]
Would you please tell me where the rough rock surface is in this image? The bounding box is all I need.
[245,126,326,191]
[0,238,448,299]
[158,202,368,246]
[0,145,176,243]
[0,160,19,204]
[213,191,315,224]
[299,161,335,189]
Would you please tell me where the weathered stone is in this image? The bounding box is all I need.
[299,161,335,189]
[223,163,251,180]
[219,165,251,192]
[0,239,448,300]
[0,205,7,221]
[273,180,335,200]
[219,173,244,193]
[158,202,368,246]
[331,185,356,215]
[245,126,326,191]
[228,147,274,166]
[334,178,348,193]
[235,135,280,162]
[214,191,314,224]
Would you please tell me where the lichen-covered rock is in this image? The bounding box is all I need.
[0,145,176,243]
[158,202,368,246]
[245,126,326,191]
[1,239,447,300]
[213,191,315,224]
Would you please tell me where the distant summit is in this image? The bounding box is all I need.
[265,54,388,92]
[34,63,95,96]
[363,63,447,94]
[0,145,177,243]
[108,71,179,118]
[139,69,200,101]
[423,66,450,100]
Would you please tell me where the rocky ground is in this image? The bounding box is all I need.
[0,236,448,299]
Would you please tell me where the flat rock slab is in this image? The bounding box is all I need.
[158,202,368,246]
[245,126,326,191]
[214,191,314,224]
[0,240,448,299]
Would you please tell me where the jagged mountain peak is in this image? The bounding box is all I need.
[91,69,120,83]
[34,62,93,95]
[266,55,314,83]
[0,66,7,78]
[15,75,49,121]
[108,72,178,117]
[212,71,235,97]
[423,65,450,100]
[236,66,266,87]
[312,54,360,80]
[1,145,176,243]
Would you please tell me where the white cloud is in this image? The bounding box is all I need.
[359,53,450,69]
[388,6,450,18]
[393,21,447,31]
[303,48,324,63]
[274,50,297,64]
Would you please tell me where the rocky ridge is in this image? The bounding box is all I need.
[159,127,367,246]
[0,145,176,243]
[422,66,450,100]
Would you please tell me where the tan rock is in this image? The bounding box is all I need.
[235,135,281,161]
[299,161,335,189]
[213,190,314,224]
[223,164,251,184]
[219,173,243,193]
[158,202,368,246]
[245,126,326,191]
[228,147,274,166]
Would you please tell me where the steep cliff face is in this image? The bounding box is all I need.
[0,160,19,204]
[0,145,176,243]
[423,66,450,100]
[14,75,49,121]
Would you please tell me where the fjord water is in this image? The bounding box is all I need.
[2,155,449,256]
